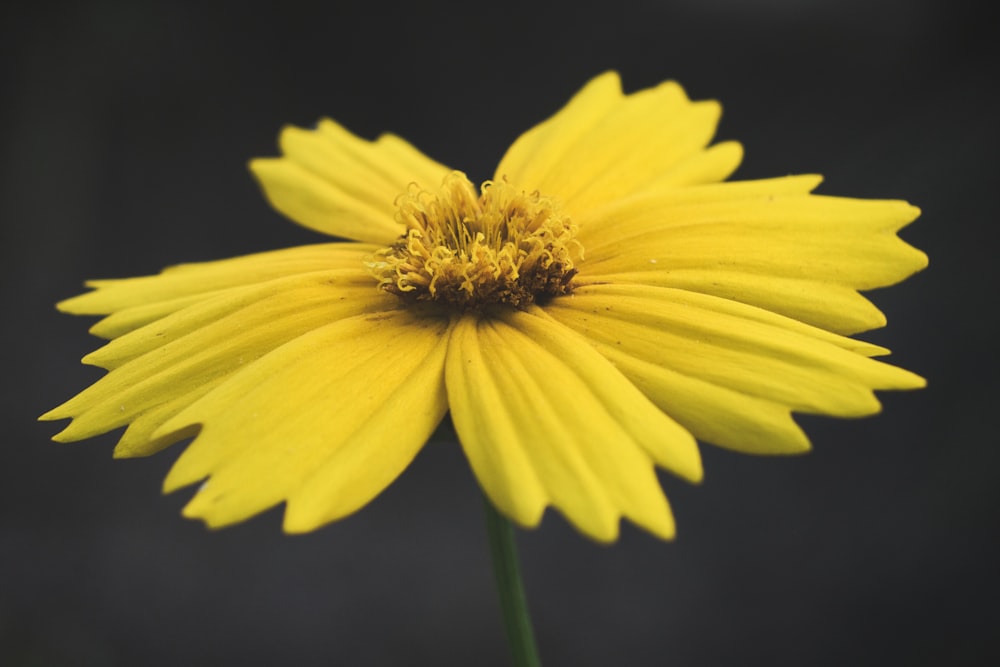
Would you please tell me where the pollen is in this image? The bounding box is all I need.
[369,171,581,309]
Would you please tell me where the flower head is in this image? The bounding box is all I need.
[42,73,926,542]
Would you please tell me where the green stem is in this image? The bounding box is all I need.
[483,494,542,667]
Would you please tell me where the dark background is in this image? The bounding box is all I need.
[3,1,997,665]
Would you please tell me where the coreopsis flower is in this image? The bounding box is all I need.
[42,73,926,542]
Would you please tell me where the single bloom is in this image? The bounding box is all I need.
[42,73,927,542]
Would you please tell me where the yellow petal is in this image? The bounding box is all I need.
[644,141,743,191]
[41,271,396,443]
[547,285,925,435]
[581,193,927,291]
[587,270,889,336]
[495,72,738,214]
[251,120,451,244]
[495,72,624,193]
[112,384,217,458]
[86,292,229,340]
[159,309,451,531]
[316,123,450,193]
[578,174,823,226]
[445,309,701,542]
[81,269,376,370]
[59,243,377,328]
[572,178,923,333]
[589,349,810,456]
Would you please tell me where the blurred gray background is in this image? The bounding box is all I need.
[3,1,997,665]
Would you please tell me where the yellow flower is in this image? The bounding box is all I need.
[41,73,927,543]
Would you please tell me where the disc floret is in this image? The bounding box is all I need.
[369,171,580,309]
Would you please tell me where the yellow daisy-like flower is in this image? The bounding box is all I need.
[42,73,926,543]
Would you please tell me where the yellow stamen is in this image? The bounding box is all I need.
[369,171,580,309]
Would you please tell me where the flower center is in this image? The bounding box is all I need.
[369,171,580,310]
